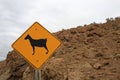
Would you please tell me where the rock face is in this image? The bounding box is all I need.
[0,17,120,80]
[0,51,34,80]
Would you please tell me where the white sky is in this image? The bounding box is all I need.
[0,0,120,60]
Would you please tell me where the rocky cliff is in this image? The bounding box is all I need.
[0,17,120,80]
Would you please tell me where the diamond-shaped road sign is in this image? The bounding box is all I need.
[12,22,61,69]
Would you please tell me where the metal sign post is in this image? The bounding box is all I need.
[35,69,41,80]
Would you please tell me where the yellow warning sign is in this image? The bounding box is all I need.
[12,22,61,69]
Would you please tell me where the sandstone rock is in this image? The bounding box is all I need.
[115,53,120,59]
[0,69,11,80]
[93,63,102,70]
[0,17,120,80]
[22,66,34,80]
[42,58,68,80]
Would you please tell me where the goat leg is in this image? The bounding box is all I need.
[32,46,35,55]
[44,46,49,54]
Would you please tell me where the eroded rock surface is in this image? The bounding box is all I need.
[0,17,120,80]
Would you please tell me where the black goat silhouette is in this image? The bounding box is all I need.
[24,34,49,55]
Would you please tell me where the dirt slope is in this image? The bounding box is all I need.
[0,17,120,80]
